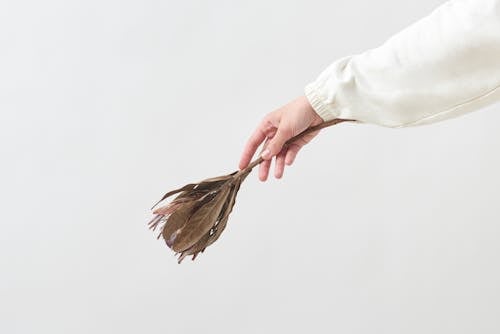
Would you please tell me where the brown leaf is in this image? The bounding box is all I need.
[205,176,245,248]
[161,202,195,248]
[151,183,197,210]
[197,171,236,184]
[177,233,210,263]
[172,184,231,252]
[153,194,205,215]
[152,172,237,211]
[192,174,234,192]
[176,172,250,262]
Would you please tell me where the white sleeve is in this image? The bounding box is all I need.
[304,0,500,128]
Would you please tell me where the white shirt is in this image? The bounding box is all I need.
[304,0,500,128]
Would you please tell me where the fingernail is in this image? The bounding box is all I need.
[261,149,271,159]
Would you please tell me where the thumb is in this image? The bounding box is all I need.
[261,124,292,160]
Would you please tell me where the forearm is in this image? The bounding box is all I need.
[305,0,500,128]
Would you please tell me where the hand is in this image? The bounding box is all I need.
[239,95,324,181]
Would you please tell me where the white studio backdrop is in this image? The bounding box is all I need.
[1,0,499,333]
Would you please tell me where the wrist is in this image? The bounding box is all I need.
[299,95,324,124]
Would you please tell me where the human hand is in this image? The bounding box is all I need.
[239,95,324,181]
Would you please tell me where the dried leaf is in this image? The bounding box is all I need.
[175,172,251,262]
[177,233,210,263]
[161,202,195,247]
[197,171,236,184]
[205,173,247,248]
[176,182,241,262]
[151,183,197,210]
[172,185,231,252]
[153,173,237,211]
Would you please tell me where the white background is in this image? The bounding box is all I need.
[1,0,499,333]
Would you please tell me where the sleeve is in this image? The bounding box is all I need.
[304,0,500,128]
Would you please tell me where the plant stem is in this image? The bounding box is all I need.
[239,118,355,175]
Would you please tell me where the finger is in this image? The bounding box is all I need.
[274,149,287,179]
[285,143,302,166]
[239,116,279,169]
[239,126,268,170]
[261,123,292,160]
[258,157,272,182]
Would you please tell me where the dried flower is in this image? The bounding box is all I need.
[148,118,353,263]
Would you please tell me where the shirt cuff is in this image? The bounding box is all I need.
[304,82,340,121]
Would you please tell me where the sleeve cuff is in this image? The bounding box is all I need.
[304,82,340,121]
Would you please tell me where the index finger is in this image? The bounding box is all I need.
[238,126,267,169]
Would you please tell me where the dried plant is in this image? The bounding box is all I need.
[148,118,353,263]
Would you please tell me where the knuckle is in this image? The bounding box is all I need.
[277,128,292,142]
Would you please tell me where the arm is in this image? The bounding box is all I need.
[240,0,500,181]
[305,0,500,127]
